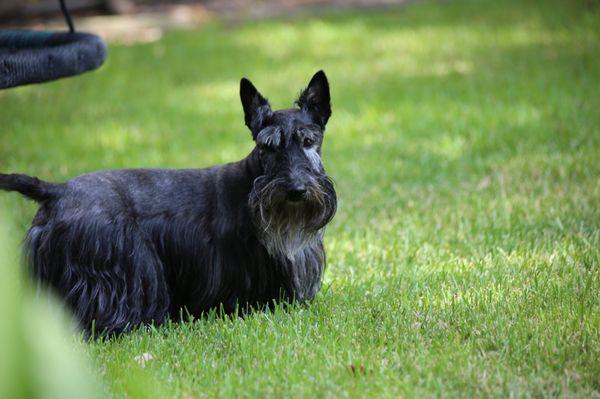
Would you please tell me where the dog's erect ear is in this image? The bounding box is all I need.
[240,78,272,137]
[296,70,331,129]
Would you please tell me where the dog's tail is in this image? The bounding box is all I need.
[0,173,63,202]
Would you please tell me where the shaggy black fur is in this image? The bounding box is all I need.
[0,71,336,335]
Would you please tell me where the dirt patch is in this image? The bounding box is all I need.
[204,0,409,21]
[6,0,409,44]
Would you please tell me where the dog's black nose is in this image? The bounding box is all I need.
[287,185,307,201]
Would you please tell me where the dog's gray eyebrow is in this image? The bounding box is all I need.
[256,126,282,147]
[297,125,319,136]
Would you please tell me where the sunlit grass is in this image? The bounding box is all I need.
[0,0,598,397]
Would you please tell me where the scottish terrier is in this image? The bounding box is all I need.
[0,70,337,335]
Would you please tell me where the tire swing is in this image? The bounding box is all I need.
[0,0,107,89]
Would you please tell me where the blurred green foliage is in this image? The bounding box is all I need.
[0,210,104,399]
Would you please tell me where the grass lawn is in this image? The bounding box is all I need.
[0,0,599,397]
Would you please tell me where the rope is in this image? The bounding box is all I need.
[59,0,75,33]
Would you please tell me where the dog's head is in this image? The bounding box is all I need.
[242,71,337,254]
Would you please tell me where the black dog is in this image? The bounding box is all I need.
[0,70,336,335]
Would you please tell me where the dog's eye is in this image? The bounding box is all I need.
[259,144,275,153]
[303,137,315,148]
[262,145,272,152]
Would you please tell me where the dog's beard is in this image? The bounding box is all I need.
[248,175,337,260]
